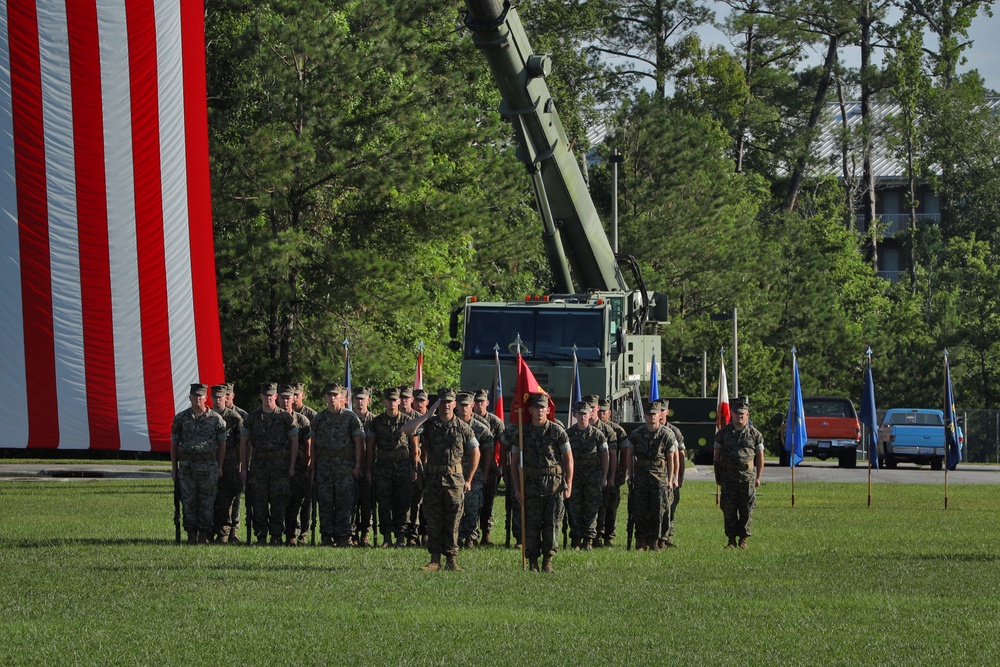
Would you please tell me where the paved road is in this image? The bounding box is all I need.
[2,460,998,484]
[686,459,1000,484]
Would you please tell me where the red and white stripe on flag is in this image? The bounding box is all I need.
[716,359,730,431]
[0,0,223,451]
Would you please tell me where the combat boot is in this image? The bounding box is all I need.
[255,535,267,546]
[321,536,335,547]
[582,538,593,551]
[199,531,212,545]
[541,555,555,573]
[603,537,613,548]
[420,554,441,572]
[664,537,676,548]
[481,530,493,546]
[394,536,406,548]
[528,557,540,572]
[738,537,748,550]
[335,536,351,548]
[444,555,463,571]
[725,537,737,549]
[186,531,197,545]
[228,533,241,545]
[360,530,372,548]
[571,537,581,550]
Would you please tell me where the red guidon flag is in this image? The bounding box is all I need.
[716,356,731,431]
[0,0,223,451]
[509,353,556,425]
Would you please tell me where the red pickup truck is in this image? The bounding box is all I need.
[780,396,862,468]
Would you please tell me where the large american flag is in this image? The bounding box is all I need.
[0,0,223,451]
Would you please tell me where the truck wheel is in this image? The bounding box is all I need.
[930,458,943,471]
[838,449,857,469]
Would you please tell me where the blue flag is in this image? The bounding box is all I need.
[649,352,660,402]
[784,355,806,467]
[860,361,878,469]
[944,357,962,470]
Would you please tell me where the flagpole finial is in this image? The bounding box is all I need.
[866,346,872,358]
[572,343,578,354]
[791,346,797,357]
[944,348,949,360]
[494,343,500,353]
[418,340,424,352]
[342,337,350,348]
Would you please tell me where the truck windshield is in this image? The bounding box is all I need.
[464,307,604,361]
[802,399,856,419]
[888,412,943,426]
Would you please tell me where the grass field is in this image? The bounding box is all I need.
[1,478,998,666]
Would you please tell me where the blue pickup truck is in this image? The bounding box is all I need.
[876,408,964,470]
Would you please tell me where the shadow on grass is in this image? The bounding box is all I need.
[0,537,179,548]
[912,552,1000,563]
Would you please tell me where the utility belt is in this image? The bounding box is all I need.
[179,451,215,462]
[316,448,356,461]
[634,457,666,468]
[522,465,563,477]
[376,449,411,462]
[718,460,753,472]
[251,449,288,461]
[424,463,462,475]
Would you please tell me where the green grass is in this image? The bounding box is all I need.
[0,479,997,666]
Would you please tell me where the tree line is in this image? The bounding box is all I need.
[205,0,999,429]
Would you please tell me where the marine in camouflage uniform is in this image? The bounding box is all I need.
[405,388,480,572]
[223,383,248,537]
[240,383,299,545]
[473,389,504,546]
[171,384,227,544]
[352,387,376,546]
[714,397,764,549]
[595,398,627,547]
[368,387,412,547]
[657,399,686,547]
[210,384,245,543]
[565,402,608,550]
[311,384,364,547]
[404,387,427,546]
[624,402,677,551]
[289,382,318,545]
[511,393,574,573]
[457,392,493,548]
[277,384,312,546]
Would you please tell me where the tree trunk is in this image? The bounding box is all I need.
[783,35,839,213]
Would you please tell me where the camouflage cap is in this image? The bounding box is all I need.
[655,398,670,411]
[573,400,590,414]
[259,382,277,396]
[583,394,600,408]
[323,383,345,396]
[398,385,413,399]
[456,392,475,406]
[474,389,489,402]
[529,392,550,408]
[189,383,208,397]
[437,387,456,402]
[412,389,428,401]
[730,396,749,414]
[643,401,661,415]
[382,387,400,400]
[293,382,305,393]
[225,383,234,394]
[210,384,228,399]
[352,386,371,399]
[598,398,612,411]
[277,384,296,397]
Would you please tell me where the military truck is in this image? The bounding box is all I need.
[451,0,667,420]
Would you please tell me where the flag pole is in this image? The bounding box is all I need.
[791,348,796,508]
[715,348,726,506]
[944,350,949,510]
[515,334,527,570]
[567,345,578,425]
[867,348,873,508]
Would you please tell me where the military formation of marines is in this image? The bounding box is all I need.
[171,380,765,567]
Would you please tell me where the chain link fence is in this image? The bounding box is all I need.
[959,410,1000,463]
